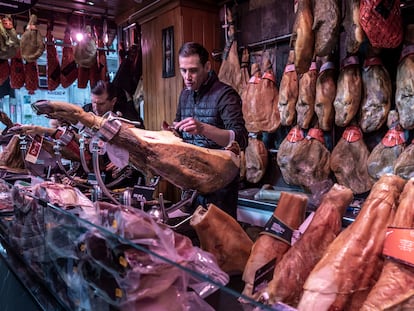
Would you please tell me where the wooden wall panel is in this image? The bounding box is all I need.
[141,4,220,131]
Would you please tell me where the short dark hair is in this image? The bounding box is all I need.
[91,80,117,100]
[178,42,209,65]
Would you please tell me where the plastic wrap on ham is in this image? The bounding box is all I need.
[10,49,25,89]
[361,178,414,310]
[297,174,406,311]
[60,28,78,88]
[264,184,353,306]
[46,27,60,91]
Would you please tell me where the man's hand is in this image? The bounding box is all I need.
[173,117,204,135]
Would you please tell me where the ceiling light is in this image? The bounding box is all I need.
[76,32,84,42]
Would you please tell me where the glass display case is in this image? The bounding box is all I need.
[0,179,282,311]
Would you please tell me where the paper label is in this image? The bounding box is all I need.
[261,215,294,245]
[252,257,276,294]
[383,227,414,267]
[25,135,43,164]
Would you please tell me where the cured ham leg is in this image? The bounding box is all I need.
[333,56,362,127]
[245,135,268,184]
[296,61,317,129]
[360,55,392,133]
[343,0,364,55]
[312,0,340,56]
[241,192,307,299]
[315,56,336,131]
[395,140,414,179]
[60,28,78,88]
[32,100,240,194]
[265,184,353,306]
[367,110,406,180]
[241,63,261,131]
[395,25,414,130]
[293,0,314,74]
[240,48,250,96]
[190,203,253,275]
[330,125,374,194]
[218,8,241,94]
[20,14,45,63]
[278,50,298,126]
[361,179,414,310]
[297,174,406,311]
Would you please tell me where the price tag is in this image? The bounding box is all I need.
[383,227,414,267]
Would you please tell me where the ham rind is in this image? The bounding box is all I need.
[312,0,340,57]
[361,178,414,310]
[296,62,317,129]
[293,0,314,74]
[330,125,374,194]
[218,8,241,94]
[359,57,392,133]
[333,60,362,128]
[278,50,299,126]
[265,184,353,306]
[241,192,307,300]
[46,28,61,91]
[315,57,336,131]
[32,100,240,194]
[297,174,406,311]
[190,203,253,275]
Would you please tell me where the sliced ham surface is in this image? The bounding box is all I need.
[298,174,406,311]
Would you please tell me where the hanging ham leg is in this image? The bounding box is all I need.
[240,48,250,96]
[395,24,414,130]
[278,50,299,126]
[297,174,406,311]
[395,140,414,180]
[97,38,108,82]
[330,125,374,194]
[293,0,314,74]
[241,191,307,300]
[333,56,362,127]
[60,28,78,88]
[190,203,253,275]
[46,26,60,91]
[343,0,365,55]
[361,178,414,311]
[218,8,241,94]
[265,184,353,306]
[245,135,268,184]
[315,56,336,131]
[32,100,240,194]
[241,63,261,131]
[312,0,340,56]
[20,14,45,63]
[296,61,317,129]
[360,54,392,133]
